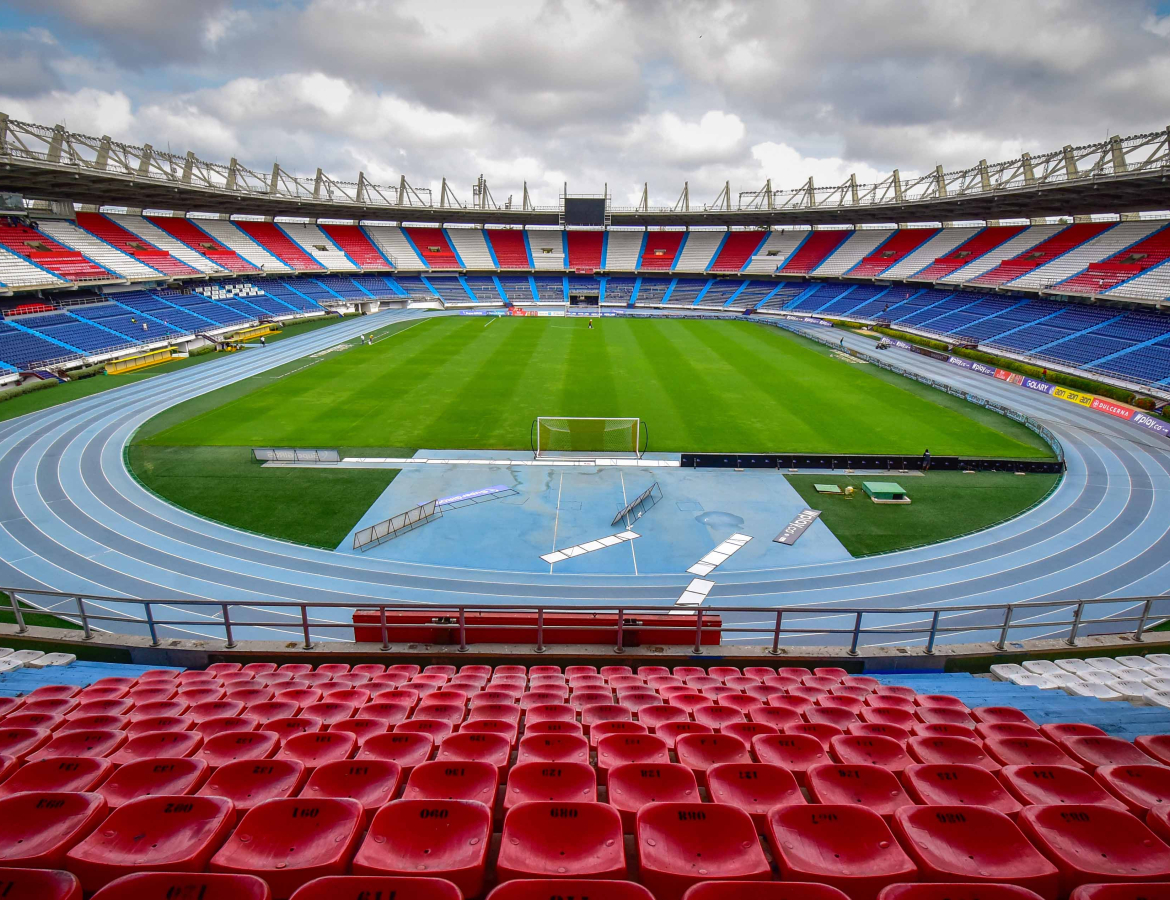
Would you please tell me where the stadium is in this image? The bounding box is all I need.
[2,2,1170,897]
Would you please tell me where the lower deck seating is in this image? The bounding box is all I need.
[2,657,1170,899]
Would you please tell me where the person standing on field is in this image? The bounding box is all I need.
[923,448,931,471]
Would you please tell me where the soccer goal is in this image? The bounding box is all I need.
[532,417,645,458]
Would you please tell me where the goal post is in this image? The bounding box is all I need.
[532,417,643,458]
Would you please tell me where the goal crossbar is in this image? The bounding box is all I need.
[533,417,643,458]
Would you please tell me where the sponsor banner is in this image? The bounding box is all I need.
[1052,386,1095,408]
[1134,412,1170,438]
[1022,377,1054,395]
[774,508,821,546]
[1091,397,1135,421]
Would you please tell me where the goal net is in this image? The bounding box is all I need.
[533,417,642,458]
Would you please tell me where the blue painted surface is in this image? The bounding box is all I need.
[0,660,183,697]
[339,453,850,575]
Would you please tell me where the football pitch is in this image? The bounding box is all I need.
[141,316,1052,457]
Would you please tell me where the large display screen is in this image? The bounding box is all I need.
[564,198,606,226]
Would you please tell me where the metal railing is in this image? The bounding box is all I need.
[4,588,1165,656]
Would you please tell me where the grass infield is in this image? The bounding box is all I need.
[142,316,1052,457]
[784,471,1060,556]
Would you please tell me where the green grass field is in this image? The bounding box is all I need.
[784,471,1060,555]
[141,316,1052,457]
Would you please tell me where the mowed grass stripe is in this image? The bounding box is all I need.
[143,317,1052,456]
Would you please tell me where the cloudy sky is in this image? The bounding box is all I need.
[1,0,1168,209]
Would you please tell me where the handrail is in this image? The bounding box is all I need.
[5,588,1165,655]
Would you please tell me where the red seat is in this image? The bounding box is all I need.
[288,875,459,900]
[19,698,79,718]
[38,729,127,761]
[0,792,108,867]
[891,805,1058,897]
[866,694,915,712]
[902,764,1022,817]
[848,722,911,744]
[819,694,866,714]
[976,722,1043,741]
[299,759,402,826]
[722,722,778,746]
[607,763,699,832]
[0,727,52,761]
[973,706,1038,726]
[211,797,363,900]
[198,730,279,769]
[525,721,584,737]
[71,700,133,718]
[195,716,259,740]
[751,734,827,787]
[0,868,82,900]
[352,799,491,899]
[0,756,112,797]
[516,733,589,766]
[706,762,804,827]
[1060,737,1159,770]
[638,802,770,900]
[829,734,912,774]
[915,708,975,727]
[766,805,918,900]
[109,731,202,766]
[657,722,714,751]
[1094,764,1170,817]
[262,717,323,747]
[436,731,511,769]
[639,705,689,731]
[98,758,210,808]
[861,707,917,730]
[1040,723,1105,743]
[126,715,194,736]
[497,801,625,881]
[784,722,844,751]
[503,761,597,811]
[487,879,653,899]
[130,700,189,720]
[1135,735,1170,766]
[358,702,410,725]
[1149,805,1170,845]
[876,886,1050,900]
[66,795,234,893]
[589,721,649,748]
[676,734,751,786]
[986,737,1076,769]
[247,701,298,721]
[908,736,998,771]
[806,707,859,730]
[1066,885,1170,900]
[357,732,435,776]
[468,703,522,726]
[998,764,1127,811]
[681,883,850,900]
[1018,804,1170,896]
[666,693,713,716]
[326,717,387,747]
[403,760,497,811]
[278,731,357,771]
[300,702,357,726]
[197,759,307,821]
[805,763,914,820]
[59,714,129,735]
[694,705,745,731]
[597,734,670,781]
[2,713,65,733]
[916,694,969,712]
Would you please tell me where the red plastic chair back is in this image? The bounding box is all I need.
[211,797,364,900]
[277,731,357,770]
[0,756,113,797]
[503,761,596,810]
[0,726,54,761]
[356,732,435,775]
[246,700,298,720]
[751,733,827,787]
[750,706,802,729]
[829,734,913,773]
[891,804,1058,897]
[66,795,234,893]
[862,707,917,729]
[976,722,1043,741]
[2,713,64,733]
[288,875,457,900]
[39,729,127,761]
[973,706,1038,726]
[516,733,589,766]
[656,721,714,751]
[0,868,82,900]
[497,801,625,881]
[524,720,584,737]
[998,763,1127,810]
[676,733,751,786]
[902,763,1022,816]
[877,885,1057,900]
[637,801,770,900]
[597,733,670,779]
[766,804,919,900]
[866,694,915,711]
[806,763,914,820]
[588,720,649,747]
[607,762,699,832]
[260,716,324,745]
[88,871,271,899]
[1094,764,1170,817]
[1039,723,1105,743]
[0,791,108,867]
[197,758,307,819]
[784,722,844,750]
[436,731,511,769]
[403,760,497,810]
[1019,803,1170,896]
[1135,734,1170,766]
[126,715,194,736]
[986,736,1077,768]
[195,716,259,741]
[59,714,129,734]
[638,705,689,731]
[300,702,357,726]
[300,758,402,826]
[109,730,202,766]
[1060,736,1159,769]
[693,705,746,730]
[707,762,804,826]
[680,883,849,900]
[98,758,210,808]
[848,722,911,744]
[198,730,279,769]
[352,799,492,899]
[327,717,388,747]
[908,735,998,771]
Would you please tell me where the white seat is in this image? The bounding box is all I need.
[1143,677,1170,692]
[990,663,1027,681]
[1113,666,1152,682]
[24,652,76,668]
[1105,680,1151,702]
[1147,654,1170,667]
[1117,655,1158,670]
[1080,670,1120,685]
[1147,690,1170,710]
[1055,659,1093,674]
[0,648,13,658]
[1022,660,1062,676]
[1009,673,1059,689]
[1046,672,1084,688]
[1145,666,1170,680]
[1064,682,1124,700]
[0,659,21,674]
[8,650,44,664]
[1085,657,1127,673]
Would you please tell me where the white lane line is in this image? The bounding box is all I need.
[549,471,564,573]
[670,578,716,615]
[542,530,640,565]
[620,470,638,576]
[687,533,752,576]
